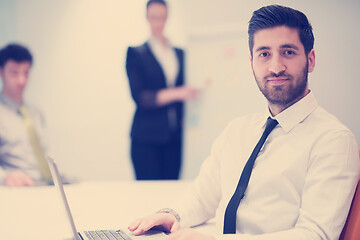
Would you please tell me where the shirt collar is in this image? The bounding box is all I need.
[265,91,318,133]
[0,93,23,111]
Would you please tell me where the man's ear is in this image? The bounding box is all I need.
[250,53,255,71]
[307,49,315,73]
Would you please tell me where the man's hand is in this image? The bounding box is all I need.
[166,228,216,240]
[4,170,34,187]
[128,212,180,236]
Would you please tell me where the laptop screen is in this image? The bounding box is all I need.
[47,157,81,240]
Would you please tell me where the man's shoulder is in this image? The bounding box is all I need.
[0,99,14,116]
[311,106,353,133]
[302,106,357,150]
[0,99,6,110]
[24,102,44,119]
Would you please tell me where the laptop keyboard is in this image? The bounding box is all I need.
[83,229,132,240]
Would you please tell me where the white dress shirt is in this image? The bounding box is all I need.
[0,93,48,183]
[173,92,359,240]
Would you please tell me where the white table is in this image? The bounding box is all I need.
[0,181,216,240]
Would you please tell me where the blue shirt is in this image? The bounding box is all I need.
[0,93,48,184]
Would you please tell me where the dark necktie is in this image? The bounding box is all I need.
[223,117,278,234]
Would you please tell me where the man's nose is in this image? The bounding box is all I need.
[17,74,28,85]
[268,55,286,74]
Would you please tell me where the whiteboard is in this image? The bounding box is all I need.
[182,24,265,179]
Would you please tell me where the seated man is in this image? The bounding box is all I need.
[0,43,52,187]
[127,5,359,240]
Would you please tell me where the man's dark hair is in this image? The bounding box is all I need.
[146,0,167,9]
[248,5,314,56]
[0,43,33,68]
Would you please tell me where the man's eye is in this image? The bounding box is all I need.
[284,50,295,55]
[259,52,269,57]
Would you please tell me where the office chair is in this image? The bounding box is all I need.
[339,150,360,240]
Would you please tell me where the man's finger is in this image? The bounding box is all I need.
[128,218,142,231]
[22,176,34,186]
[170,220,180,233]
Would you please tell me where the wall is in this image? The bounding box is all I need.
[0,0,16,90]
[1,0,359,180]
[0,0,16,46]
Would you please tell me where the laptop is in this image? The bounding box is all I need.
[47,157,165,240]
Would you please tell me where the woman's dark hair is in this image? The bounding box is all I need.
[248,5,314,56]
[146,0,167,9]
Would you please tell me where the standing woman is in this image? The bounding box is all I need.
[126,0,197,180]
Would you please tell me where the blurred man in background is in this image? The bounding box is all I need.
[0,43,53,186]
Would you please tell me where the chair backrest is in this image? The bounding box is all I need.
[339,150,360,240]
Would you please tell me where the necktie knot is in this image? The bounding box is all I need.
[18,105,28,118]
[264,117,278,134]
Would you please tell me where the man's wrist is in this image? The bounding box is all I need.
[156,208,180,222]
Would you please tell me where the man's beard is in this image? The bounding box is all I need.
[254,62,309,107]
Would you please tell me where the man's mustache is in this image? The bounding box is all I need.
[265,71,292,79]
